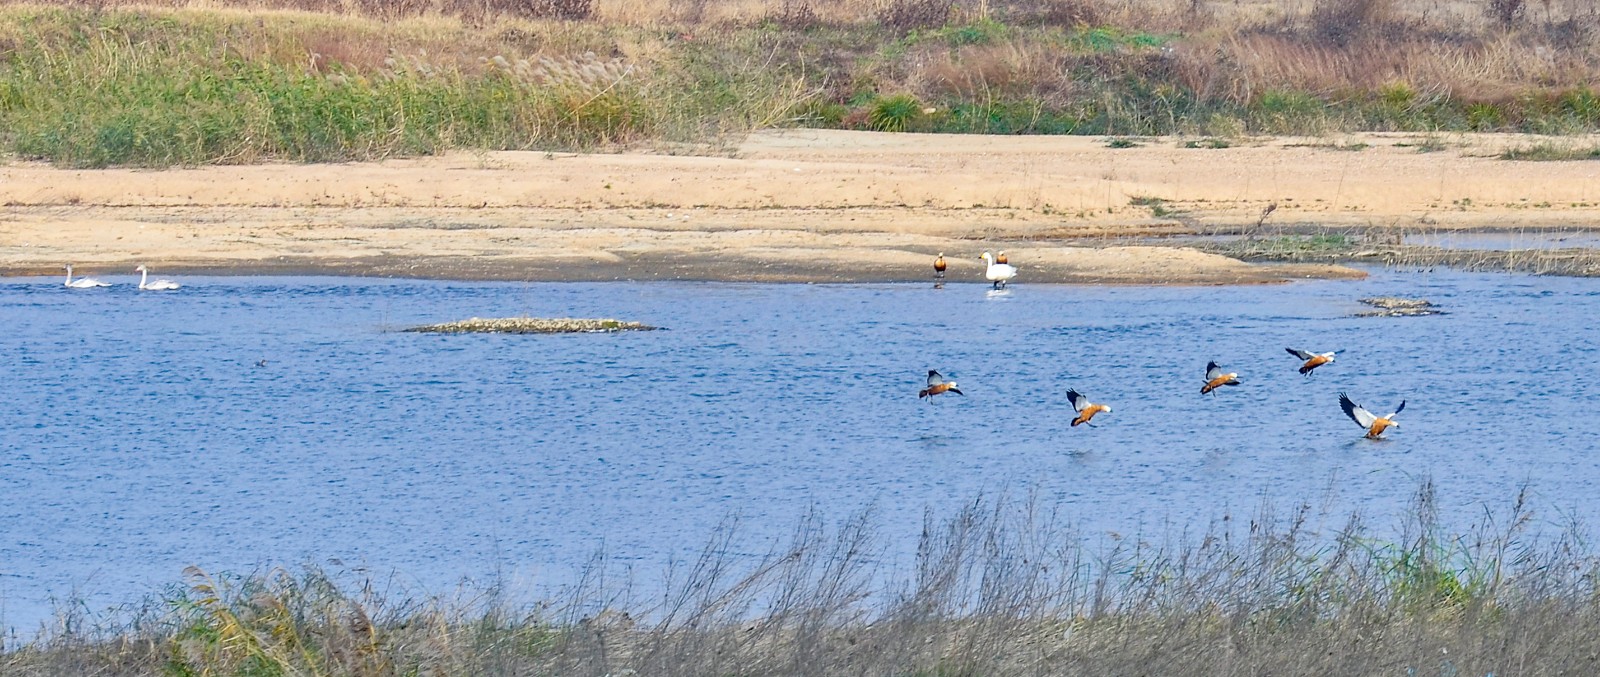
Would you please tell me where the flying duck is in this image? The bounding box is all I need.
[1339,393,1405,439]
[1286,348,1337,375]
[1200,361,1240,395]
[1066,389,1112,427]
[919,370,964,400]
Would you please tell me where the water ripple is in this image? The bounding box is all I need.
[1,269,1598,628]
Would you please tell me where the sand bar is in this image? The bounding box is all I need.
[5,130,1598,283]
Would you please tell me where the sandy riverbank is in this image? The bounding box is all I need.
[5,130,1599,283]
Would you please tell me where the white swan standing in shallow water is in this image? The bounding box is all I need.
[979,251,1017,289]
[63,265,110,288]
[136,265,182,291]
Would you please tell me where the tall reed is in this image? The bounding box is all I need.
[5,482,1599,676]
[2,1,1600,166]
[0,6,814,166]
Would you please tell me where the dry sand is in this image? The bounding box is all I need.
[4,130,1599,284]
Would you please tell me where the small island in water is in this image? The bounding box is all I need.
[405,317,659,334]
[1355,297,1444,318]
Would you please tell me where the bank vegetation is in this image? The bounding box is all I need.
[1,0,1599,166]
[4,483,1600,676]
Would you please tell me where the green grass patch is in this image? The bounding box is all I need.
[4,16,567,165]
[1226,233,1359,257]
[1499,142,1600,161]
[1396,136,1449,153]
[0,7,809,167]
[1129,195,1178,217]
[1286,141,1370,151]
[1275,233,1355,250]
[908,18,1009,47]
[1067,26,1169,52]
[869,93,924,132]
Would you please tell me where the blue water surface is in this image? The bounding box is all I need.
[2,269,1598,630]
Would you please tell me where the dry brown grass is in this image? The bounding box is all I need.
[918,41,1065,99]
[7,483,1600,676]
[6,0,1597,97]
[2,0,1597,166]
[0,0,1588,30]
[1150,4,1598,110]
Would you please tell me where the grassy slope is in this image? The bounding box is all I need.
[2,0,1600,167]
[0,5,813,166]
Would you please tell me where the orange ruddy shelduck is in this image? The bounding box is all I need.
[1066,389,1112,427]
[995,251,1009,265]
[918,370,964,400]
[1339,393,1405,439]
[934,253,947,278]
[1286,348,1337,375]
[1200,361,1240,395]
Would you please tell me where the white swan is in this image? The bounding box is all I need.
[979,251,1017,289]
[136,265,182,291]
[63,264,110,288]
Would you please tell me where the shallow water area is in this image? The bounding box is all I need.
[2,269,1599,631]
[1403,230,1600,250]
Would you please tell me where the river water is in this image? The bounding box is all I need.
[3,269,1598,630]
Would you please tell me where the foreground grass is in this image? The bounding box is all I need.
[3,0,1600,166]
[5,483,1600,676]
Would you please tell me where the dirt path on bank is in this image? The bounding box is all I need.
[4,130,1598,283]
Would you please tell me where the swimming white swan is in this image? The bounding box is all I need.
[63,265,110,288]
[979,251,1017,289]
[136,265,182,291]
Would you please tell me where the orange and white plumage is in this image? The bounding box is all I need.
[1286,348,1337,375]
[1200,361,1240,395]
[1066,389,1112,427]
[1339,392,1405,439]
[918,370,964,400]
